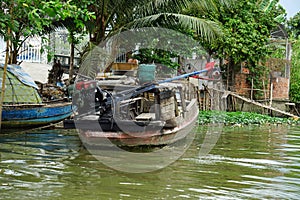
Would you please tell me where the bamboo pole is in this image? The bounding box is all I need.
[251,78,254,101]
[0,8,12,131]
[69,35,75,82]
[0,29,11,131]
[269,82,273,107]
[262,79,267,101]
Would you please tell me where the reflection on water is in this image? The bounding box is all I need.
[0,125,300,199]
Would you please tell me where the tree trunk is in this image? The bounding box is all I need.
[11,33,20,64]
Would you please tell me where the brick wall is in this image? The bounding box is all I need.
[234,73,250,96]
[271,77,289,100]
[233,72,289,100]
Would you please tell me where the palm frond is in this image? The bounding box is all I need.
[129,13,222,42]
[257,0,268,10]
[274,14,285,23]
[190,0,236,13]
[79,40,119,78]
[136,0,192,17]
[217,0,236,8]
[257,0,277,13]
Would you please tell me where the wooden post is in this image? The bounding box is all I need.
[0,26,11,131]
[232,95,236,111]
[203,91,206,110]
[285,39,291,79]
[251,78,254,101]
[69,39,75,82]
[196,87,202,110]
[217,82,221,110]
[205,90,208,110]
[0,43,9,130]
[270,82,273,107]
[179,87,187,114]
[262,80,266,101]
[226,64,229,91]
[155,92,161,120]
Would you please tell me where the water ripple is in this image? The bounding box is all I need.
[1,126,300,199]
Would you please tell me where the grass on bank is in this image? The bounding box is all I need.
[198,111,299,126]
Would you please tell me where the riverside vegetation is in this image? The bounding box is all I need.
[198,111,299,126]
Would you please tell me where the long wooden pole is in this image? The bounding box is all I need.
[0,28,11,131]
[0,8,12,131]
[69,41,75,82]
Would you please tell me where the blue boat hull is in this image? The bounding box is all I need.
[2,102,72,128]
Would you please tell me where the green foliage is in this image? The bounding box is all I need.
[185,0,283,96]
[198,110,299,125]
[290,38,300,102]
[286,11,300,102]
[188,0,279,61]
[78,0,226,76]
[0,0,94,64]
[130,29,199,69]
[133,48,179,69]
[287,12,300,38]
[83,0,224,45]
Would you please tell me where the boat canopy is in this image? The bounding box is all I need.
[0,64,42,104]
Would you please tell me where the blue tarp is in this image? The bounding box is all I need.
[0,64,39,89]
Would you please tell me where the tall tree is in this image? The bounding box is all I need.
[186,0,284,94]
[289,38,300,102]
[78,0,233,77]
[287,11,300,102]
[287,12,300,38]
[0,0,93,129]
[84,0,230,45]
[0,0,94,64]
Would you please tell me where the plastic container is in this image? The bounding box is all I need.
[138,64,156,84]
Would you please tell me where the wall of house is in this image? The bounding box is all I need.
[271,77,289,100]
[234,72,250,97]
[229,70,291,116]
[233,69,289,101]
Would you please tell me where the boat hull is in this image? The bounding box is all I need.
[79,99,199,147]
[1,102,72,128]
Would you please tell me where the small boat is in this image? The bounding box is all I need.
[2,101,72,128]
[73,67,212,147]
[0,64,72,129]
[75,81,199,147]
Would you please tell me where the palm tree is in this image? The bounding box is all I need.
[85,0,233,44]
[77,0,234,77]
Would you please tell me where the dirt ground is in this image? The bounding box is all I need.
[20,62,68,83]
[20,62,52,83]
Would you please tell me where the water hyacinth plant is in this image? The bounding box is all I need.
[198,111,299,126]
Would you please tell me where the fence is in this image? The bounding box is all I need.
[17,37,44,63]
[0,36,45,63]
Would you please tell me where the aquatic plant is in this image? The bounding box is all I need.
[198,110,299,126]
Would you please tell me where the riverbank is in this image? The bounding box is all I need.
[198,110,299,126]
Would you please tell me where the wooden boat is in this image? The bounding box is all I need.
[73,67,213,147]
[75,81,198,147]
[2,101,72,128]
[0,64,72,129]
[75,83,199,146]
